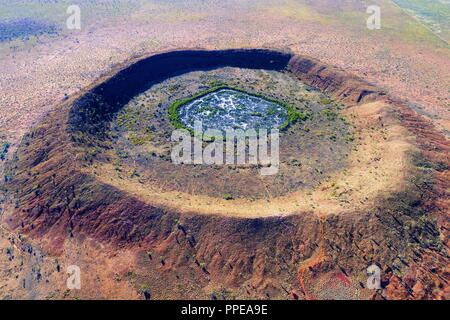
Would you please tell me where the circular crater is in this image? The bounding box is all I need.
[5,49,417,220]
[3,49,447,301]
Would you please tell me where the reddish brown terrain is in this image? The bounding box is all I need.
[0,1,448,300]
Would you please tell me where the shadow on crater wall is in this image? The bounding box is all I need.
[69,49,292,135]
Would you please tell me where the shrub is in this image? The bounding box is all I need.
[0,142,10,161]
[223,193,233,200]
[320,97,333,105]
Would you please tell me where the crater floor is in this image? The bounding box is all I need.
[106,67,352,200]
[178,87,288,131]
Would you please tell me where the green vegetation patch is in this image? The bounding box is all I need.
[168,84,307,132]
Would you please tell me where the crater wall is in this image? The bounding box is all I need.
[3,49,448,300]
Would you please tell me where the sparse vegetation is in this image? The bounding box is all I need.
[223,193,233,200]
[281,107,308,130]
[322,109,338,121]
[0,142,10,160]
[320,98,333,105]
[128,131,152,146]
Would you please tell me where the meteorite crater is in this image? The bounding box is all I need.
[3,49,446,301]
[6,49,400,221]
